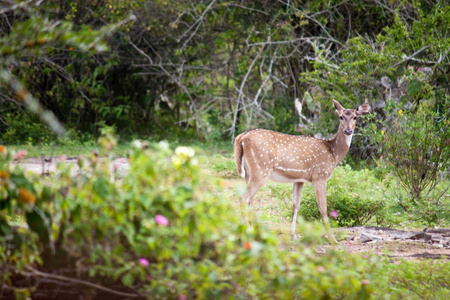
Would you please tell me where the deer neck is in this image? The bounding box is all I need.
[329,128,352,165]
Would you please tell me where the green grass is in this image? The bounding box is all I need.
[5,143,122,157]
[4,139,233,159]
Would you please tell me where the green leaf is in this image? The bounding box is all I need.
[407,79,421,95]
[40,186,53,202]
[121,272,134,287]
[0,215,11,236]
[71,205,81,223]
[304,91,315,111]
[26,206,51,244]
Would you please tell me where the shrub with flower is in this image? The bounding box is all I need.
[1,141,380,299]
[154,214,169,226]
[330,210,339,219]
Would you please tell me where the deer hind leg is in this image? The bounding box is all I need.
[242,174,269,206]
[240,175,269,224]
[313,181,329,226]
[241,151,271,205]
[291,182,304,236]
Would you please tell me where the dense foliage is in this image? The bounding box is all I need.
[1,142,384,299]
[1,1,448,144]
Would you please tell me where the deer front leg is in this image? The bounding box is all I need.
[313,180,338,244]
[291,182,304,237]
[313,181,329,226]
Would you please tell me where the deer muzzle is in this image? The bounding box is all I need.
[344,128,353,136]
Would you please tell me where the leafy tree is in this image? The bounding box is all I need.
[1,1,449,157]
[0,1,119,141]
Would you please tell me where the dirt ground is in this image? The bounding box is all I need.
[11,156,130,176]
[12,157,450,261]
[334,226,450,260]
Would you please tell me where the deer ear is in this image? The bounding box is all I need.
[356,103,371,115]
[332,99,344,113]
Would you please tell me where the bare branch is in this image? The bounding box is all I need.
[21,267,141,298]
[128,40,153,64]
[254,54,275,106]
[295,98,312,124]
[230,44,265,140]
[128,38,209,136]
[390,45,431,68]
[177,0,217,48]
[0,0,39,14]
[247,37,339,47]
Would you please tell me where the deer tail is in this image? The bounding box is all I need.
[233,134,245,178]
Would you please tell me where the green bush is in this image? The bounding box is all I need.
[298,165,388,227]
[360,82,449,226]
[0,112,56,145]
[0,112,96,146]
[0,140,380,298]
[380,104,448,201]
[374,259,450,299]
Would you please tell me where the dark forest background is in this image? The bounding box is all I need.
[1,1,449,158]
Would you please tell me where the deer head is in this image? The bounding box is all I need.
[333,99,371,137]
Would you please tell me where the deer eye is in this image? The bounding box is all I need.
[339,116,343,120]
[354,117,358,120]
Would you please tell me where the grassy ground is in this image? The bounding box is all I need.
[10,140,449,231]
[6,143,129,157]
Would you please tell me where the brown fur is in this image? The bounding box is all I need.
[233,134,245,177]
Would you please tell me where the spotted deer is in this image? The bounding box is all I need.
[234,99,370,235]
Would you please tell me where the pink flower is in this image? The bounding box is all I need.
[113,162,122,171]
[330,210,338,219]
[139,258,149,266]
[155,214,169,226]
[14,149,27,160]
[179,295,187,300]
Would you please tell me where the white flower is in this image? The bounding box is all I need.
[158,140,170,151]
[175,146,195,158]
[190,158,199,166]
[131,139,142,149]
